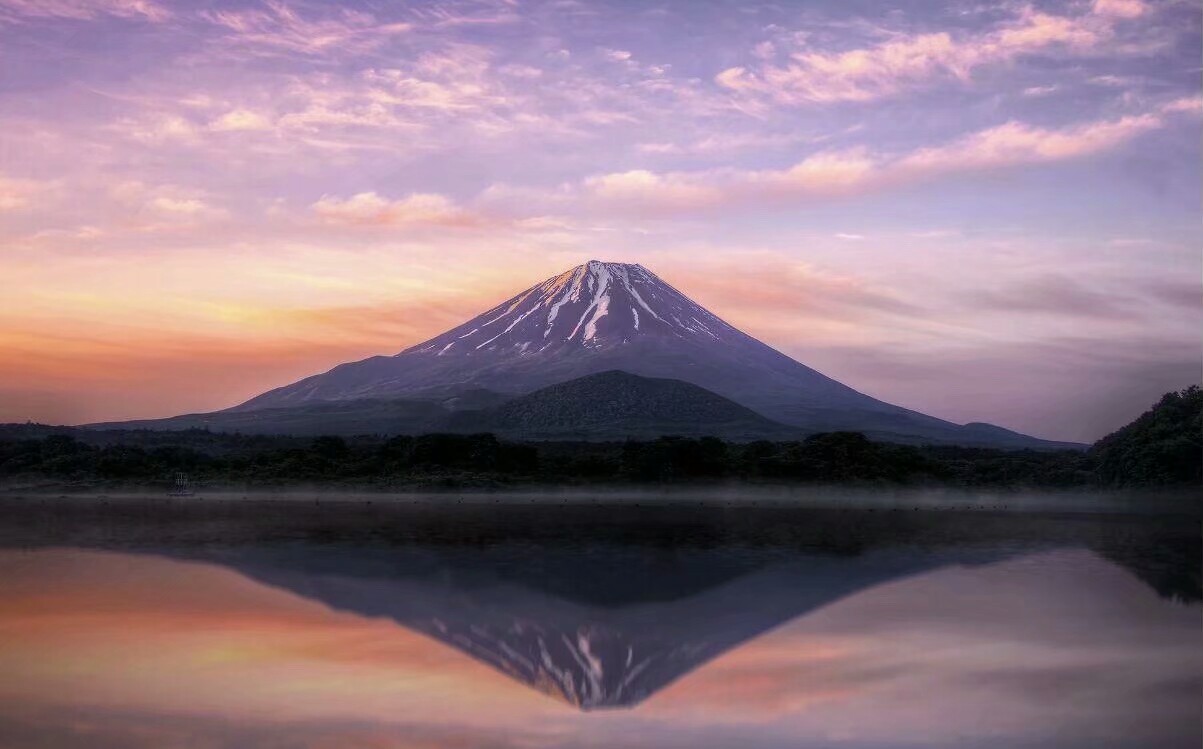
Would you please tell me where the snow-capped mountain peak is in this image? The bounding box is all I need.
[230,259,1071,449]
[406,260,740,357]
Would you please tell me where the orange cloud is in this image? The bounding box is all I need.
[311,192,485,228]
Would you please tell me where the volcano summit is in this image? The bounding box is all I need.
[211,260,1068,448]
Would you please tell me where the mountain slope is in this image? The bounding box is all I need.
[216,260,1068,447]
[87,372,801,440]
[1090,386,1202,487]
[458,370,798,440]
[89,399,448,436]
[140,541,1010,710]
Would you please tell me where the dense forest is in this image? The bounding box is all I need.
[0,387,1197,491]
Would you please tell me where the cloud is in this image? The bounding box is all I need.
[1160,96,1203,115]
[1092,0,1148,19]
[148,196,212,217]
[102,180,227,225]
[119,113,199,144]
[410,0,522,29]
[0,174,51,212]
[202,0,412,57]
[716,4,1146,105]
[1088,73,1140,87]
[582,170,725,213]
[967,274,1137,320]
[310,192,483,228]
[893,114,1162,173]
[498,64,543,79]
[513,215,578,231]
[636,131,812,156]
[1022,85,1059,97]
[1142,279,1200,309]
[576,109,1170,216]
[209,109,274,132]
[108,43,543,156]
[0,0,168,23]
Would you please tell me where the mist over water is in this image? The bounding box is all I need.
[0,493,1198,748]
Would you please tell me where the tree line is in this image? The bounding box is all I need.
[0,387,1196,491]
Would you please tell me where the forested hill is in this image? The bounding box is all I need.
[1091,386,1201,487]
[0,387,1198,491]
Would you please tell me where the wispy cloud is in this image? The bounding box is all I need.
[717,3,1151,105]
[571,108,1178,216]
[894,113,1163,173]
[967,273,1137,320]
[1160,95,1203,114]
[1022,85,1060,97]
[201,1,412,57]
[637,131,814,156]
[0,0,168,23]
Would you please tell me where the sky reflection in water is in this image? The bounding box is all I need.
[0,503,1198,749]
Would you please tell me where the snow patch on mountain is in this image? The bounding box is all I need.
[407,260,740,356]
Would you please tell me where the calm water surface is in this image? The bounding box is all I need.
[0,494,1198,748]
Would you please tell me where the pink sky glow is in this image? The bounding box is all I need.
[0,0,1199,440]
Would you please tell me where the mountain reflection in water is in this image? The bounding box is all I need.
[0,495,1198,748]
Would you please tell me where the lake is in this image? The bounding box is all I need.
[0,492,1198,748]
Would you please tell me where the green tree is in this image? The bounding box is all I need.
[1092,386,1202,487]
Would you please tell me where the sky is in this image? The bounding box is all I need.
[0,0,1199,441]
[0,546,1198,747]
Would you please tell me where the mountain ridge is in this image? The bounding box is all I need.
[454,370,800,441]
[87,260,1077,448]
[88,371,808,441]
[229,260,1068,448]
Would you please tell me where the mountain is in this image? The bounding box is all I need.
[77,537,1007,710]
[225,260,1070,448]
[89,371,800,440]
[455,370,798,441]
[89,398,449,436]
[2,501,1195,709]
[208,545,999,710]
[1090,386,1202,487]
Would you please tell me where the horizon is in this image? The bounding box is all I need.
[2,0,1200,442]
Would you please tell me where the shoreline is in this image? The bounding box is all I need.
[1,485,1198,516]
